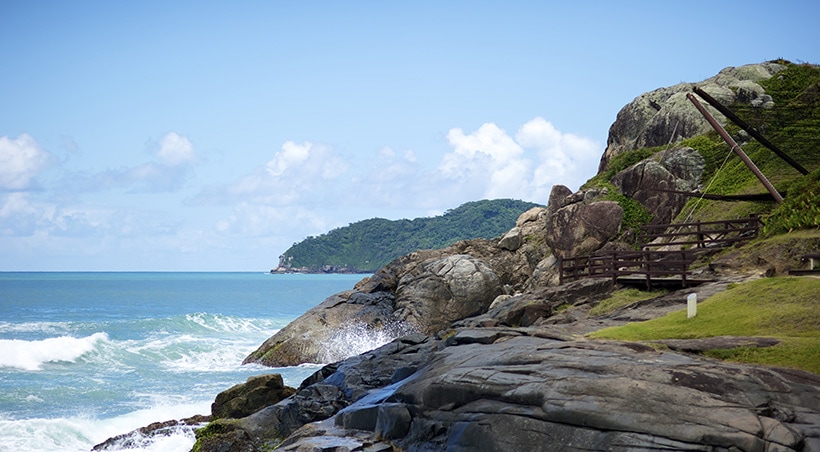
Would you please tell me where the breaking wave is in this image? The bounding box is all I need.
[0,333,109,371]
[319,321,417,364]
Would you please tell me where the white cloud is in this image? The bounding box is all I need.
[266,141,311,176]
[199,118,601,261]
[0,134,51,191]
[434,118,601,203]
[441,123,524,180]
[156,132,197,166]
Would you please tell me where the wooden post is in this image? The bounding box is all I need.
[687,93,783,203]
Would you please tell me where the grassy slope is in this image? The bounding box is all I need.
[589,277,820,374]
[581,63,820,374]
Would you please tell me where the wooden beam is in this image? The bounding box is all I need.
[687,93,783,203]
[693,86,809,175]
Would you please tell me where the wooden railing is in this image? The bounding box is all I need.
[559,250,696,289]
[559,216,762,289]
[638,215,761,249]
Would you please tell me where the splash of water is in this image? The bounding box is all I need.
[319,321,416,364]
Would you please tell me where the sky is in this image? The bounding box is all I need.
[2,1,818,271]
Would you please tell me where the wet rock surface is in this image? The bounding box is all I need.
[195,322,820,451]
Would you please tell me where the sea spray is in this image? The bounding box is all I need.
[319,321,417,364]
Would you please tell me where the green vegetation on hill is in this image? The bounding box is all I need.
[590,277,820,374]
[278,199,541,272]
[677,62,820,224]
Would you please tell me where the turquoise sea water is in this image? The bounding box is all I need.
[0,272,365,452]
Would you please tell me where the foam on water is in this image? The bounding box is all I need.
[0,332,109,371]
[0,272,366,451]
[0,398,209,452]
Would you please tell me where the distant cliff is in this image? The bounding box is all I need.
[273,199,542,273]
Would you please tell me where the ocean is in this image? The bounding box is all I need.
[0,272,368,452]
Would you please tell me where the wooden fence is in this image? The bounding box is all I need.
[638,215,761,250]
[559,216,762,289]
[559,250,696,289]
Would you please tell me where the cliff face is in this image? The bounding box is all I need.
[598,62,786,173]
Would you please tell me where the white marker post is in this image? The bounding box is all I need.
[687,293,697,319]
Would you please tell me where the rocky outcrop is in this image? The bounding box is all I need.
[611,146,705,224]
[242,289,398,366]
[92,415,211,451]
[197,322,820,452]
[245,203,558,368]
[599,62,786,172]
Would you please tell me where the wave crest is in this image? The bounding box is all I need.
[0,332,109,371]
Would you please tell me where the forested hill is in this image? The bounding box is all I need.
[274,199,542,273]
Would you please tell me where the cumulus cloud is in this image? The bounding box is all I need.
[204,118,601,242]
[156,132,197,166]
[0,134,52,191]
[435,117,600,202]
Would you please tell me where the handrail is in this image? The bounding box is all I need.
[559,216,762,289]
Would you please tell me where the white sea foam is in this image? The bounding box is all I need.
[0,399,209,452]
[319,321,417,364]
[0,332,109,371]
[161,339,258,372]
[184,312,280,333]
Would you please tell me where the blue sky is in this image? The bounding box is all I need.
[2,1,818,271]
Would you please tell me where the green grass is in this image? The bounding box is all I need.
[589,288,669,317]
[763,169,820,236]
[589,277,820,373]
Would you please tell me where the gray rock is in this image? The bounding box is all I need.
[611,147,705,224]
[211,373,296,420]
[374,403,412,440]
[599,62,786,172]
[394,254,502,334]
[497,227,522,251]
[547,184,573,215]
[545,200,624,259]
[231,327,820,452]
[242,290,397,367]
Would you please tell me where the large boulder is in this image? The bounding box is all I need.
[393,254,503,334]
[242,289,398,367]
[211,373,296,420]
[545,200,624,259]
[599,62,786,172]
[611,146,705,224]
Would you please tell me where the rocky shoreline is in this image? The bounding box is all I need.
[95,62,820,451]
[97,275,820,451]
